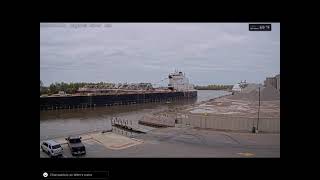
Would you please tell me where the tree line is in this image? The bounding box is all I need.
[194,84,233,90]
[40,80,152,95]
[40,81,113,95]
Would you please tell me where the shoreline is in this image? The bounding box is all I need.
[191,91,233,106]
[154,92,233,116]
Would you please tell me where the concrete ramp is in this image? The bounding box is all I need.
[90,132,143,150]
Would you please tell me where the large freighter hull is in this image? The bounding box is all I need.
[40,91,197,111]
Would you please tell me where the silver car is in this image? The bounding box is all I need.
[41,140,63,157]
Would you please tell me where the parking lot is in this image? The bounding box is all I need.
[40,131,144,158]
[40,139,109,158]
[40,126,280,158]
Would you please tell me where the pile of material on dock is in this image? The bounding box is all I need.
[139,114,175,127]
[230,85,280,101]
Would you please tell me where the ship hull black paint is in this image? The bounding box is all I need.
[40,91,197,111]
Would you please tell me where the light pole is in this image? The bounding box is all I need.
[256,87,261,133]
[251,89,256,133]
[252,116,255,133]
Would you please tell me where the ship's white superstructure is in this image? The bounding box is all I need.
[168,71,195,91]
[232,83,241,92]
[232,80,249,92]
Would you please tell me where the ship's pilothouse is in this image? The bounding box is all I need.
[168,70,195,91]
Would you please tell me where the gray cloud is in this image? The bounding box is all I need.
[40,23,280,86]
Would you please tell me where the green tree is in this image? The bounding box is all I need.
[49,83,57,94]
[40,80,49,95]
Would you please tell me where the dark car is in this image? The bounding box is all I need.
[65,136,86,156]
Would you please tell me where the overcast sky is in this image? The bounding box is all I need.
[40,23,280,86]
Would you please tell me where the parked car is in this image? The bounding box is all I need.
[41,140,63,157]
[65,136,86,156]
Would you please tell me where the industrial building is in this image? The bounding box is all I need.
[264,74,280,91]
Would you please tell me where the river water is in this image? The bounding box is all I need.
[40,90,231,140]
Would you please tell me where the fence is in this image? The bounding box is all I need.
[174,113,280,133]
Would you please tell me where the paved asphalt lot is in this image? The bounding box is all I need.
[40,126,280,158]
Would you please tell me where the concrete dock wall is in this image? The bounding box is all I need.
[177,113,280,133]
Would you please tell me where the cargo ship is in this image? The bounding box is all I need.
[40,71,197,110]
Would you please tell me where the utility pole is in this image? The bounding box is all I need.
[252,116,255,133]
[256,87,261,133]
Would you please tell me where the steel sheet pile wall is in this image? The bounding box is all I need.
[40,91,197,110]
